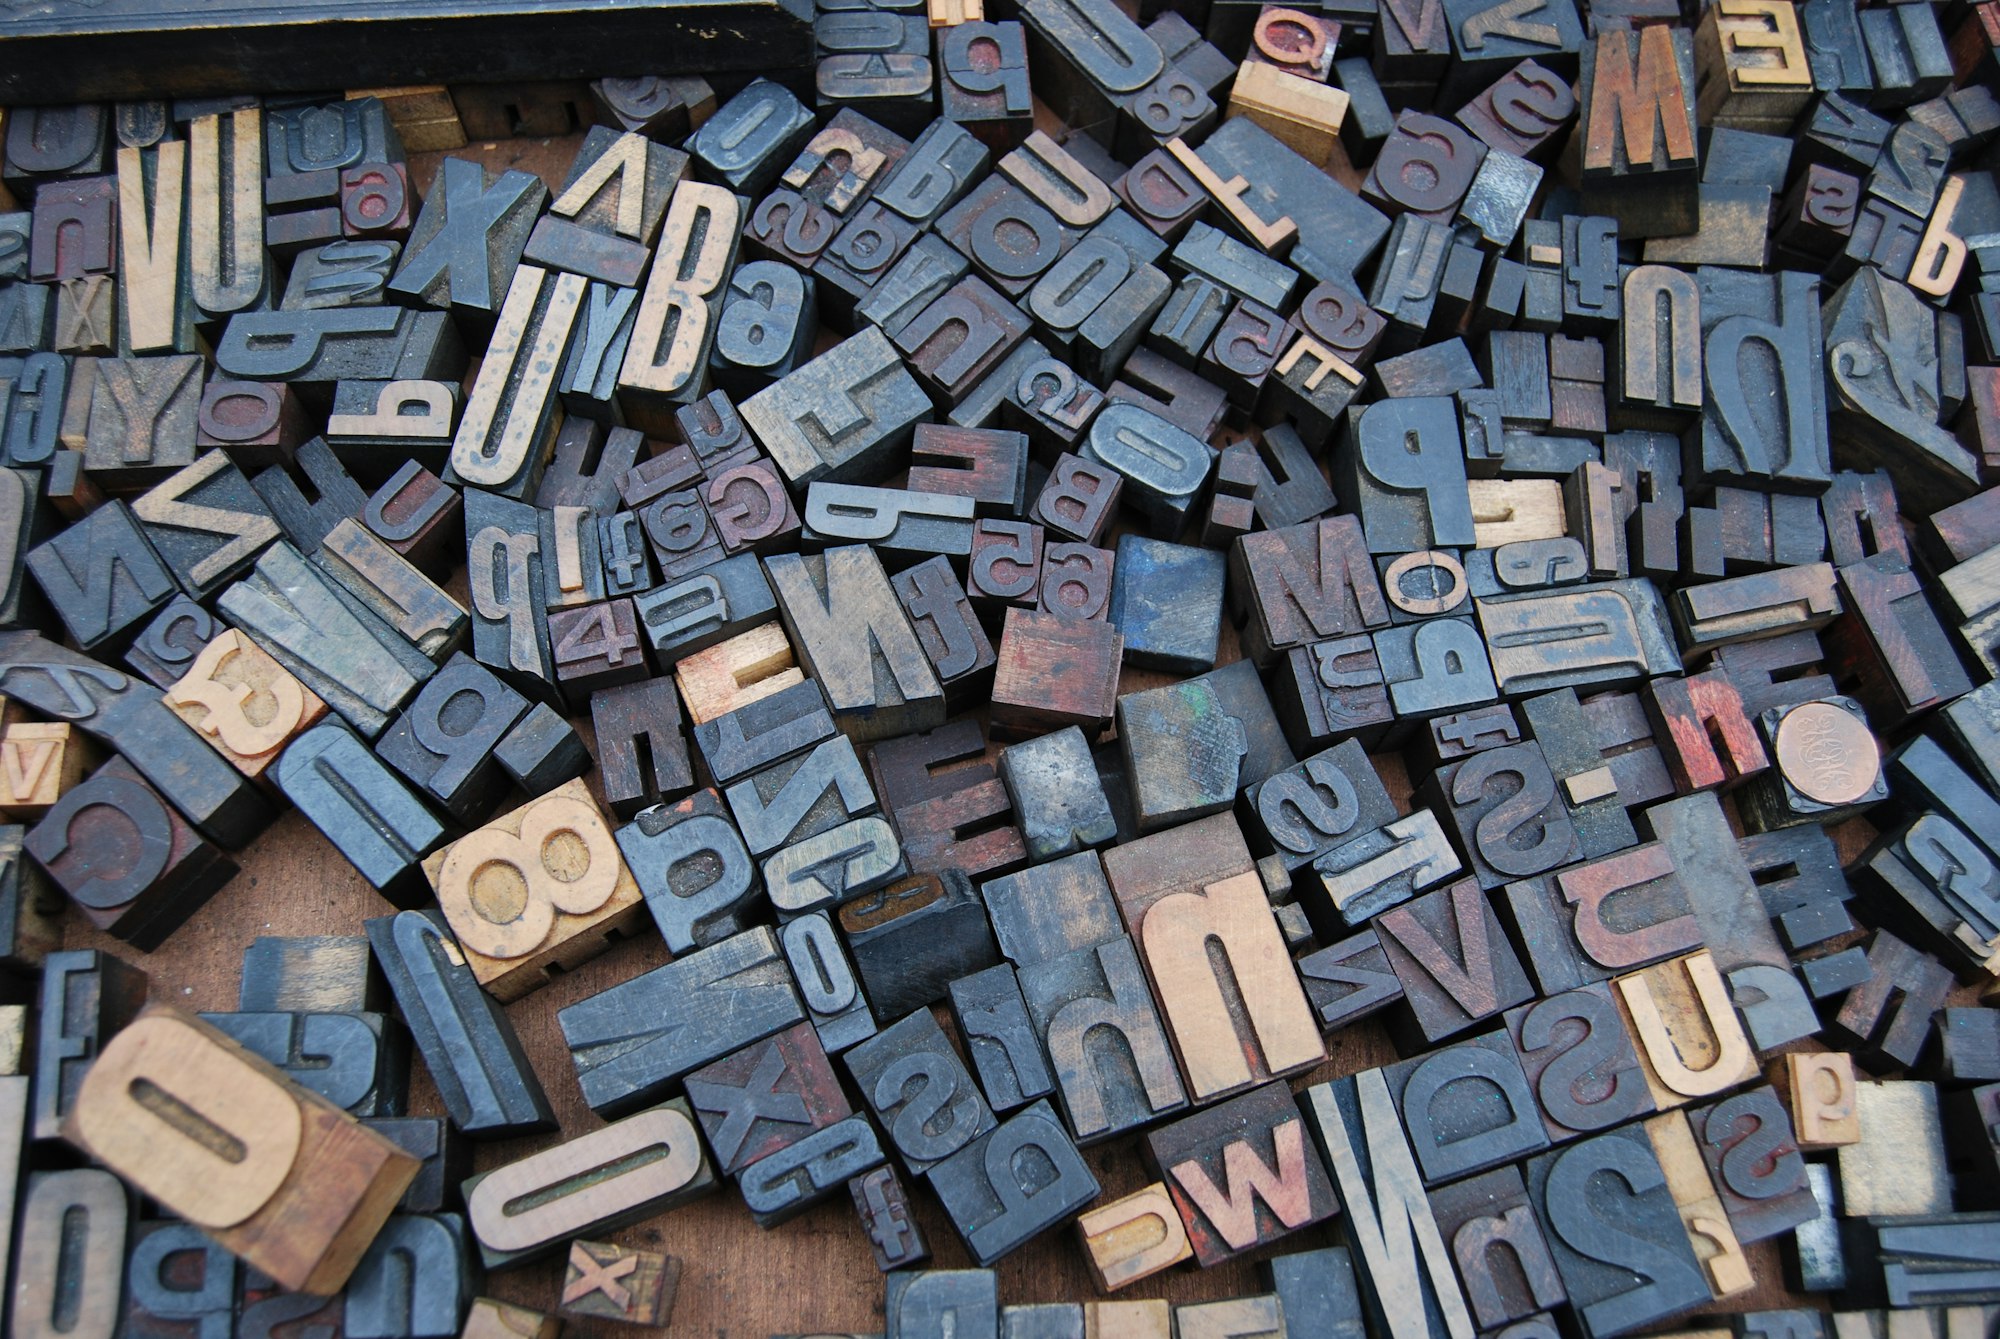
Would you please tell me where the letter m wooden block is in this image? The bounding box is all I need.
[1577,25,1699,238]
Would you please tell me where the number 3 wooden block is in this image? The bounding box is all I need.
[423,777,645,1001]
[61,1005,418,1295]
[164,629,329,781]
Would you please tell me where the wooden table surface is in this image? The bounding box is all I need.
[56,128,1860,1339]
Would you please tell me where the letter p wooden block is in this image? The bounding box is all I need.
[62,1005,418,1295]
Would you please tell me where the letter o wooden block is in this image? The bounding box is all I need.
[63,1006,418,1295]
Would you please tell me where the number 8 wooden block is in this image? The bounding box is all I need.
[422,777,645,1001]
[62,1005,418,1295]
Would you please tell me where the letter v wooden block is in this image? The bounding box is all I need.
[1143,1080,1338,1266]
[61,1005,418,1295]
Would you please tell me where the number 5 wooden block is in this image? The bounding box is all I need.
[422,777,645,1001]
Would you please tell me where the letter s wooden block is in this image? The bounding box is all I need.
[422,777,646,1001]
[61,1005,418,1295]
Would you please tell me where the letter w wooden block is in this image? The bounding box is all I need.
[1144,1080,1338,1266]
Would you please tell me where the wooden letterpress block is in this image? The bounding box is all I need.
[909,423,1030,517]
[744,1103,884,1231]
[1642,1111,1756,1302]
[558,928,804,1117]
[1038,542,1113,622]
[1823,929,1953,1073]
[196,381,306,472]
[1103,817,1321,1101]
[846,1006,995,1175]
[13,1168,130,1339]
[273,723,443,908]
[1425,742,1580,890]
[1614,950,1759,1108]
[1075,1183,1192,1292]
[1245,739,1396,877]
[1838,1081,1949,1216]
[768,546,944,743]
[64,1005,418,1294]
[1695,0,1814,131]
[1018,933,1187,1145]
[886,1270,998,1339]
[33,949,146,1143]
[317,518,466,663]
[1032,453,1122,546]
[1388,1030,1549,1187]
[1304,809,1461,934]
[892,555,996,710]
[197,1010,408,1119]
[1145,1080,1337,1266]
[1769,1052,1858,1149]
[673,621,804,725]
[24,499,177,653]
[614,788,757,953]
[253,438,369,554]
[1427,1165,1565,1328]
[1643,668,1768,793]
[238,935,377,1015]
[28,756,237,951]
[462,1299,560,1339]
[1375,877,1534,1047]
[740,327,928,488]
[1506,843,1702,992]
[0,723,90,819]
[123,1220,240,1339]
[990,607,1122,741]
[0,826,63,977]
[1299,1071,1476,1339]
[84,355,203,491]
[1504,982,1654,1143]
[1115,679,1246,834]
[1687,1085,1816,1243]
[219,540,425,741]
[165,628,328,781]
[374,655,527,827]
[465,1099,714,1268]
[562,1238,680,1327]
[687,1029,854,1201]
[422,778,646,1003]
[929,1098,1098,1267]
[1575,28,1698,238]
[590,676,693,819]
[851,1164,929,1272]
[1526,1124,1711,1337]
[365,909,554,1139]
